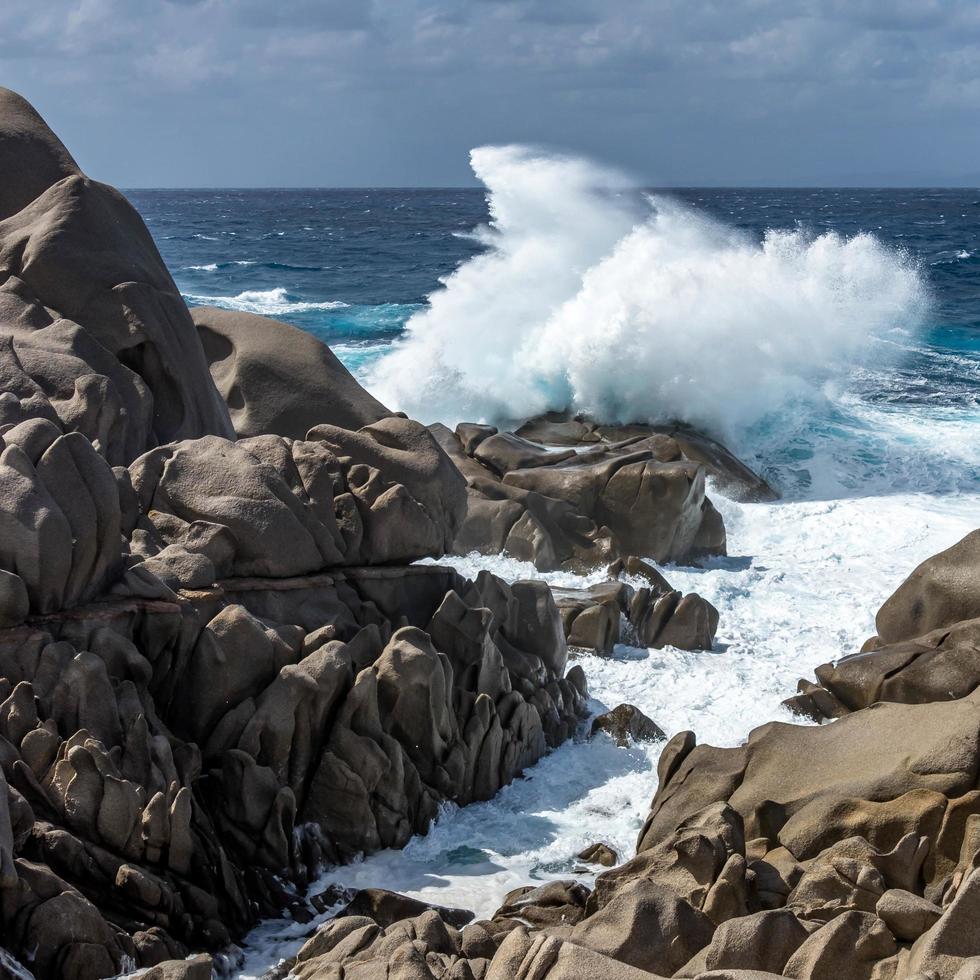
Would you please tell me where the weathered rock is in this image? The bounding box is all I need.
[472,430,577,475]
[785,616,980,721]
[591,704,665,746]
[432,418,740,571]
[492,880,591,929]
[0,87,82,222]
[502,453,709,564]
[875,887,941,941]
[906,866,980,979]
[637,694,980,862]
[578,842,619,867]
[0,431,123,615]
[782,910,896,980]
[0,94,234,462]
[515,412,778,502]
[570,877,715,975]
[192,305,390,439]
[130,422,467,575]
[554,581,630,656]
[341,887,474,929]
[677,909,811,976]
[140,954,213,980]
[629,586,719,650]
[875,528,980,644]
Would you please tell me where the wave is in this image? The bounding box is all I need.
[182,287,349,315]
[368,146,929,444]
[185,260,256,272]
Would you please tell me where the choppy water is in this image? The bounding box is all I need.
[129,161,980,976]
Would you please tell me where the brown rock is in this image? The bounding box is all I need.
[875,887,941,941]
[192,305,390,439]
[591,704,665,746]
[876,529,980,644]
[141,955,213,980]
[341,887,474,929]
[578,842,619,867]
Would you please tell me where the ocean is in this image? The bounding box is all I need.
[128,158,980,975]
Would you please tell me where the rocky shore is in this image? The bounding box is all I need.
[0,87,977,980]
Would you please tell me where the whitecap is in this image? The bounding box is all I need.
[182,287,349,315]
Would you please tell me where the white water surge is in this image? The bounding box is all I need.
[232,151,979,976]
[370,145,927,438]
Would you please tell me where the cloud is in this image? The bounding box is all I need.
[0,0,976,185]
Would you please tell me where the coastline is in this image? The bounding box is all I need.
[0,87,978,980]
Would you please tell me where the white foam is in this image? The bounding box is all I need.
[183,286,349,315]
[369,146,927,441]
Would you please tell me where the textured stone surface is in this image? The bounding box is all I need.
[0,89,590,979]
[431,418,741,572]
[192,305,391,440]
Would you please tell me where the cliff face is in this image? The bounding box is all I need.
[0,90,590,978]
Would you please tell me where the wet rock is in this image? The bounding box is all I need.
[629,586,719,650]
[578,842,619,867]
[472,430,577,475]
[553,580,630,656]
[516,412,777,502]
[591,704,665,746]
[341,887,475,929]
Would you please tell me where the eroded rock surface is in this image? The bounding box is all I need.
[0,90,592,979]
[192,305,391,440]
[432,415,757,571]
[553,558,719,655]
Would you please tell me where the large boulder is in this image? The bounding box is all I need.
[875,529,980,644]
[191,305,391,439]
[515,413,778,502]
[0,88,234,464]
[433,421,733,572]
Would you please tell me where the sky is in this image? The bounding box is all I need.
[2,0,979,187]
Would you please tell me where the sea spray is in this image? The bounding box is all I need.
[369,145,929,440]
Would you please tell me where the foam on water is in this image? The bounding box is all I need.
[183,286,348,315]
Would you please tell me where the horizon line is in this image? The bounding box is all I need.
[123,183,980,192]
